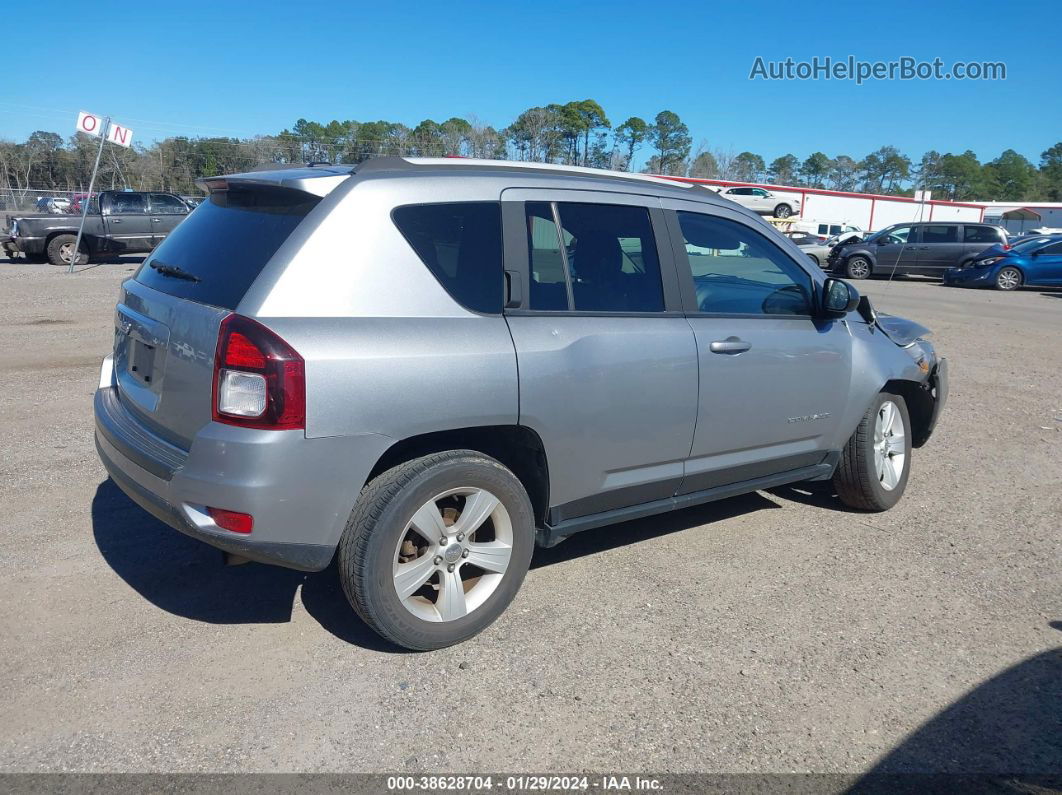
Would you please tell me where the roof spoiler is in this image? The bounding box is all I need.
[197,163,357,197]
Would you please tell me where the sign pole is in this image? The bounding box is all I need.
[68,117,109,273]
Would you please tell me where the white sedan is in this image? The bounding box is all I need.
[716,186,801,218]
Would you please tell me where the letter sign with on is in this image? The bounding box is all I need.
[107,123,134,148]
[76,111,103,137]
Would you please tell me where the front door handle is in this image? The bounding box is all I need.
[709,337,751,355]
[110,218,121,223]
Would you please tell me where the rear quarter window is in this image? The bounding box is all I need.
[391,202,503,314]
[134,185,319,310]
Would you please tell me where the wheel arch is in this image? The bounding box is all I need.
[882,378,935,448]
[366,425,550,526]
[45,229,98,254]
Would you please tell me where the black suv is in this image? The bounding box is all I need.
[827,222,1008,279]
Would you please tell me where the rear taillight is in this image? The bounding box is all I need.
[212,314,305,430]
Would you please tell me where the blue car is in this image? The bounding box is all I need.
[943,234,1062,290]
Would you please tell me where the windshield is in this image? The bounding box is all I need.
[1011,236,1053,253]
[134,185,319,310]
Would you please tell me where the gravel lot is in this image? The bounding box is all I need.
[0,259,1059,776]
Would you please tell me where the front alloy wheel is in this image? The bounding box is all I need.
[846,256,871,279]
[995,266,1022,291]
[833,392,912,511]
[774,204,793,218]
[872,400,907,491]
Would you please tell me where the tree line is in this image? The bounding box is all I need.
[2,100,1060,204]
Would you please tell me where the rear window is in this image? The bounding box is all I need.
[134,185,318,310]
[391,202,503,314]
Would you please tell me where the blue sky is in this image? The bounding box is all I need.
[4,0,1059,167]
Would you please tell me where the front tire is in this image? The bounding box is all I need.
[773,203,793,218]
[338,450,535,651]
[845,256,872,279]
[995,266,1022,291]
[46,234,89,266]
[833,393,912,511]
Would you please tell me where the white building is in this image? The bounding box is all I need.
[979,202,1062,234]
[666,178,986,233]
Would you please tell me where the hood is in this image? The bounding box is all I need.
[875,313,931,346]
[972,242,1010,260]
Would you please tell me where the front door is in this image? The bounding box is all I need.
[502,190,698,522]
[148,193,190,244]
[103,193,154,253]
[662,201,853,492]
[1031,240,1062,285]
[874,224,917,275]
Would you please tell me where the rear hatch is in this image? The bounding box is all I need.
[113,180,326,448]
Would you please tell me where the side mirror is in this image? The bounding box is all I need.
[823,278,860,316]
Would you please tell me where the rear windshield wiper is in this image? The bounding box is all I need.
[149,261,201,282]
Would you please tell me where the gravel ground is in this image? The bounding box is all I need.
[0,260,1059,776]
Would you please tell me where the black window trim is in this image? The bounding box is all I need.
[390,200,506,317]
[501,198,683,316]
[663,207,820,319]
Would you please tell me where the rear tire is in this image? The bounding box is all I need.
[833,392,911,511]
[46,234,89,266]
[995,266,1022,291]
[338,450,535,651]
[845,256,872,279]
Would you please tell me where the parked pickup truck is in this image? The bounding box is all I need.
[2,190,192,265]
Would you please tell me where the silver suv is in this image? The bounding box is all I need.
[94,158,949,650]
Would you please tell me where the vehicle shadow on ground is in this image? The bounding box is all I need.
[90,478,398,652]
[92,479,787,650]
[852,641,1062,789]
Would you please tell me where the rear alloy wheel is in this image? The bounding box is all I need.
[833,392,911,511]
[338,450,534,650]
[773,203,793,218]
[995,266,1022,291]
[46,234,89,266]
[845,256,872,279]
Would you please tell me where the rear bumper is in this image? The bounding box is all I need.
[2,236,44,256]
[93,373,392,571]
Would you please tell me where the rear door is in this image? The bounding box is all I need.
[114,185,320,448]
[103,193,154,252]
[661,200,853,489]
[917,224,963,275]
[148,193,190,244]
[502,189,698,521]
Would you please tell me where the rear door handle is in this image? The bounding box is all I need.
[709,337,751,355]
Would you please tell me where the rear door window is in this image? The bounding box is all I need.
[392,202,503,314]
[134,185,319,310]
[963,226,1002,243]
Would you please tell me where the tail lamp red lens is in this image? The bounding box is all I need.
[212,314,305,430]
[207,507,254,534]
